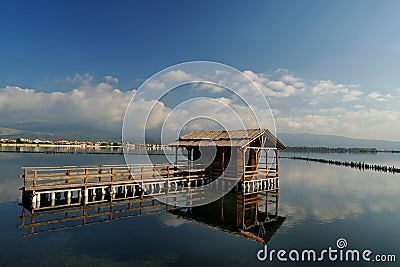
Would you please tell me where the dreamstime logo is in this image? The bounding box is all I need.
[257,238,396,263]
[336,238,347,249]
[122,61,277,207]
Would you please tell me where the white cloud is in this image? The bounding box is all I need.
[192,83,225,93]
[242,70,298,97]
[64,73,93,84]
[281,74,305,88]
[161,70,194,82]
[1,69,399,142]
[0,79,132,129]
[368,91,394,102]
[342,90,363,102]
[146,80,166,90]
[311,80,361,101]
[103,75,119,83]
[277,109,400,141]
[353,104,364,109]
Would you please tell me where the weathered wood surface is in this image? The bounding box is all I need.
[21,162,280,193]
[21,163,209,191]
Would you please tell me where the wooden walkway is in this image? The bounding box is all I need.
[21,163,210,190]
[21,163,211,208]
[20,163,280,210]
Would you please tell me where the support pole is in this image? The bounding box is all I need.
[275,149,279,177]
[33,170,37,188]
[243,148,247,180]
[24,169,28,188]
[174,147,178,171]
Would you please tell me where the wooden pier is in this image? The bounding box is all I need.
[20,129,285,212]
[20,163,213,209]
[20,161,280,210]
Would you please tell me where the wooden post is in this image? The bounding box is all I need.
[66,168,71,184]
[266,149,269,178]
[275,149,279,177]
[33,170,37,188]
[174,147,178,171]
[111,167,114,182]
[187,148,191,170]
[84,168,88,184]
[254,195,258,220]
[23,169,28,187]
[221,149,225,176]
[128,166,132,180]
[98,165,102,182]
[243,148,246,180]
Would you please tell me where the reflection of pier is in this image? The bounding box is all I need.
[19,189,285,243]
[171,191,285,243]
[19,195,175,236]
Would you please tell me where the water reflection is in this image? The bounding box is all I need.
[19,189,285,244]
[19,196,171,236]
[171,191,285,243]
[278,158,400,229]
[4,153,400,266]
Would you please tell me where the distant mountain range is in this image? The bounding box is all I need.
[0,122,120,142]
[1,123,400,150]
[277,132,400,150]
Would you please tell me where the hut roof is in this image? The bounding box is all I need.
[169,129,285,149]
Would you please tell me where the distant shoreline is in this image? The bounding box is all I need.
[283,146,400,153]
[1,145,399,155]
[0,143,123,148]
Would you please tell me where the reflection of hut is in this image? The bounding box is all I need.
[169,129,285,180]
[170,191,285,244]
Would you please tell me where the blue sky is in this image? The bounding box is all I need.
[1,1,400,141]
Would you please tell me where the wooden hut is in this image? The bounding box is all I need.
[169,129,285,181]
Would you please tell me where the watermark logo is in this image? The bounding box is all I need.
[257,238,396,263]
[336,237,347,249]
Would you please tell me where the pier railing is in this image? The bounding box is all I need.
[243,163,278,180]
[21,163,209,191]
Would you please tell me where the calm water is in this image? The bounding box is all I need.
[0,151,399,266]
